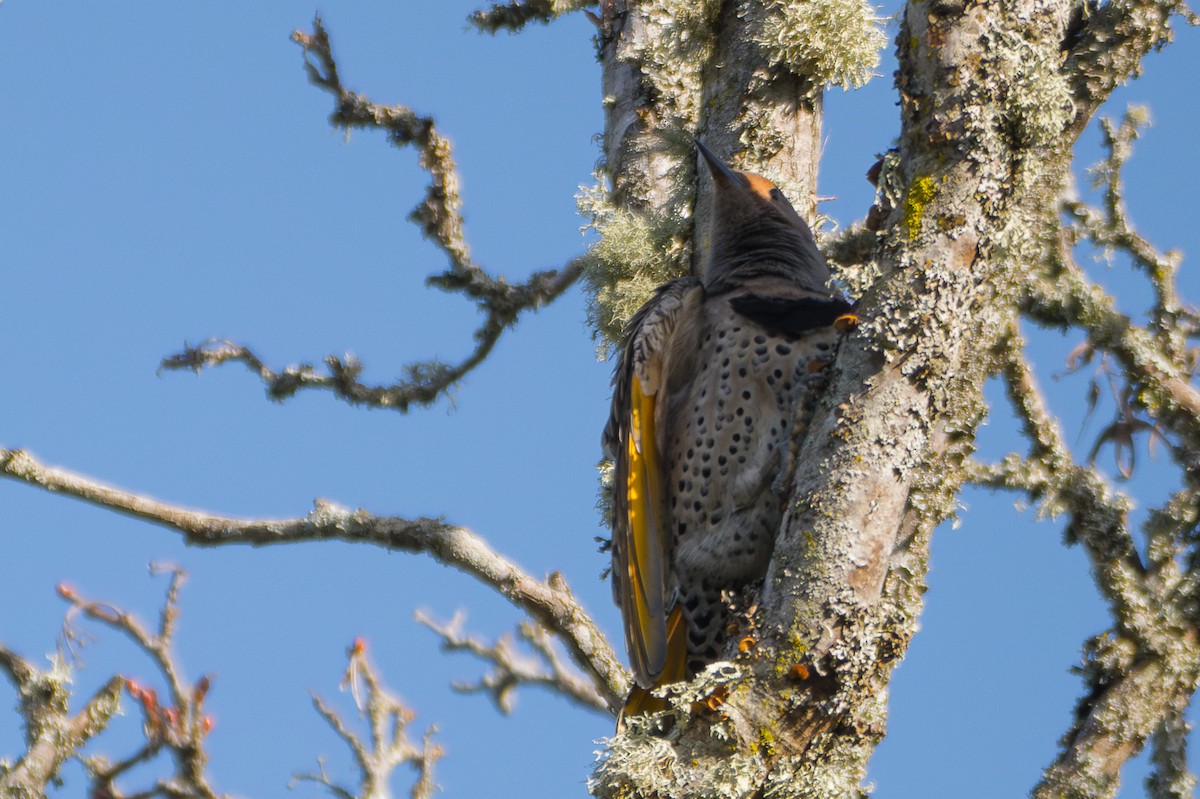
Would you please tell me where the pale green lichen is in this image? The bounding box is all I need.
[593,736,767,799]
[761,739,873,799]
[755,0,887,91]
[1,657,121,795]
[629,0,721,129]
[596,459,615,522]
[577,178,690,352]
[592,664,772,798]
[999,32,1076,150]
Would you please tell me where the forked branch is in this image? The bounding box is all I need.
[53,569,226,799]
[295,639,443,799]
[160,16,585,413]
[0,646,122,797]
[415,609,610,714]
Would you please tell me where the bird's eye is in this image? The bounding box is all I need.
[769,188,784,201]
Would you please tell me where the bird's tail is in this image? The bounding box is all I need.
[618,605,688,726]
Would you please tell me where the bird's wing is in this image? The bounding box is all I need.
[604,276,703,689]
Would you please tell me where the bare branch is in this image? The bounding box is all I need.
[1026,237,1200,449]
[0,447,629,712]
[58,569,191,710]
[159,16,584,414]
[292,16,466,270]
[981,337,1200,796]
[300,640,443,799]
[0,646,122,797]
[415,609,610,715]
[58,571,224,799]
[988,332,1150,618]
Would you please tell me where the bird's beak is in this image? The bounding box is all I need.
[695,139,742,188]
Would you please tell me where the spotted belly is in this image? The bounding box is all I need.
[665,314,837,668]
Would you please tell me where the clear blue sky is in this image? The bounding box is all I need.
[2,3,1198,796]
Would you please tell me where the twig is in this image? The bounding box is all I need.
[985,331,1149,618]
[58,570,224,799]
[1064,107,1200,345]
[415,609,609,714]
[0,447,629,712]
[297,639,443,799]
[1027,230,1200,443]
[1026,110,1200,458]
[160,17,585,414]
[291,758,356,799]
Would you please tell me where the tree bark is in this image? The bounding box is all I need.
[588,0,1189,795]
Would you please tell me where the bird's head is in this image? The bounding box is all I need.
[695,140,832,294]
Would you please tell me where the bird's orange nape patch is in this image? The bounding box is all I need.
[834,313,860,333]
[744,173,778,201]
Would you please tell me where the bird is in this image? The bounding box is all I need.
[604,140,854,716]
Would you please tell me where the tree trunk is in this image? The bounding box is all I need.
[586,0,1175,795]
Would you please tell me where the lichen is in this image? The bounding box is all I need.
[596,459,615,525]
[901,175,936,240]
[760,738,873,799]
[755,0,887,91]
[757,726,778,757]
[995,28,1076,151]
[577,177,691,352]
[629,0,721,129]
[592,664,774,798]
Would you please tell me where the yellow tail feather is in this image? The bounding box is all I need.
[618,606,688,727]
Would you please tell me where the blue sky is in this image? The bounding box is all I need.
[2,3,1199,797]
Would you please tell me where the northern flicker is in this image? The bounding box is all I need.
[604,141,853,711]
